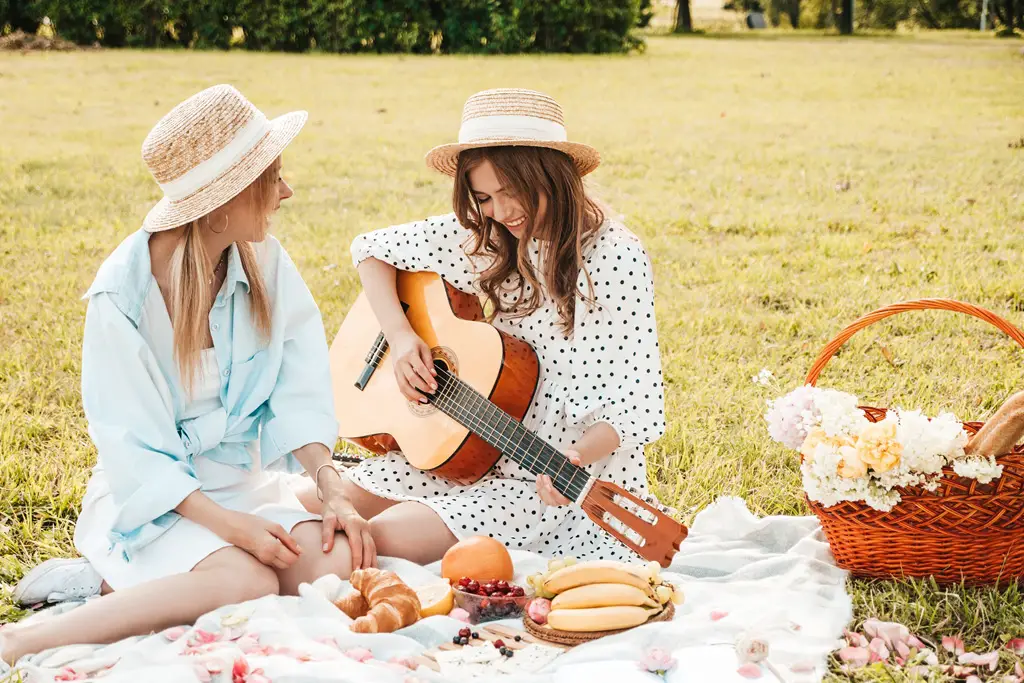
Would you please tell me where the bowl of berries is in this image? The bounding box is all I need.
[452,577,532,624]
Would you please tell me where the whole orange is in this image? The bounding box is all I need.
[441,536,514,583]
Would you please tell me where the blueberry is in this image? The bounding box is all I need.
[452,636,461,644]
[471,632,479,639]
[514,635,522,642]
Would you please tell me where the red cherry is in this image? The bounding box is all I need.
[458,627,471,638]
[483,583,497,595]
[466,580,479,593]
[476,589,488,596]
[495,580,509,592]
[458,577,472,587]
[493,639,505,649]
[511,586,525,597]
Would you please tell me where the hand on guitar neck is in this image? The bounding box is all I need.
[537,449,582,506]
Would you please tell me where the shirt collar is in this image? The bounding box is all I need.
[222,242,250,299]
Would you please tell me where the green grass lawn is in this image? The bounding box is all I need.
[2,33,1024,680]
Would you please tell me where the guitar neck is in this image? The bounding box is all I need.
[430,367,591,502]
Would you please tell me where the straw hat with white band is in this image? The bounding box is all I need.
[425,88,600,178]
[141,84,307,233]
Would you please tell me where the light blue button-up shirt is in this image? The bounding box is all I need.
[80,229,339,559]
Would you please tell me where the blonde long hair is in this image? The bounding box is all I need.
[169,161,278,394]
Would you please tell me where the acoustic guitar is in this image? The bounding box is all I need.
[328,271,687,567]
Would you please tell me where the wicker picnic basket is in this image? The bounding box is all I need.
[804,299,1024,586]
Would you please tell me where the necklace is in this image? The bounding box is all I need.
[208,251,227,286]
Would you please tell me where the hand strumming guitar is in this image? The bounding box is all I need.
[390,329,437,404]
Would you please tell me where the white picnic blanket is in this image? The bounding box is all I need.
[9,497,852,683]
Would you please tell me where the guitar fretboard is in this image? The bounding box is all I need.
[429,364,591,502]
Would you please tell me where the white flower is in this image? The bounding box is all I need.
[952,456,1004,484]
[751,368,775,387]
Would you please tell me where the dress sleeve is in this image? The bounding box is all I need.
[259,244,340,469]
[565,228,667,449]
[81,293,201,541]
[350,212,480,294]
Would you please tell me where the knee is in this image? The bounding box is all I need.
[317,541,353,581]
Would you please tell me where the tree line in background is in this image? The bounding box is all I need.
[0,0,648,53]
[719,0,1019,31]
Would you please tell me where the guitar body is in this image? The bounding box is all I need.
[329,271,540,485]
[330,270,689,566]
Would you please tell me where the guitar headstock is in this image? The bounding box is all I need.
[580,479,688,568]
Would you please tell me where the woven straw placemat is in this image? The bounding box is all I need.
[523,601,675,646]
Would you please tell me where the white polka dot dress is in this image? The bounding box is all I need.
[346,213,666,561]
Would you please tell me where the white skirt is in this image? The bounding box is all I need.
[74,459,320,591]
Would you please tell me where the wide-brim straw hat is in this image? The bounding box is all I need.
[141,84,307,232]
[425,88,600,178]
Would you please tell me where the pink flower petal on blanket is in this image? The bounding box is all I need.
[193,664,213,683]
[710,611,729,621]
[837,647,870,668]
[737,663,762,678]
[164,627,187,641]
[449,608,471,623]
[388,656,417,670]
[942,636,965,655]
[343,647,373,663]
[54,668,85,681]
[1006,638,1024,655]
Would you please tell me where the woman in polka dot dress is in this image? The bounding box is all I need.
[340,88,666,565]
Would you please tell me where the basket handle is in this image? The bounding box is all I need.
[805,298,1024,386]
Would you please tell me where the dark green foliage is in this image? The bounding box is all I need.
[8,0,644,53]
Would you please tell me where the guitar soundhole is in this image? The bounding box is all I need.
[407,347,458,417]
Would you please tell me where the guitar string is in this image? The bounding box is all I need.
[425,364,591,501]
[430,365,587,499]
[364,341,590,499]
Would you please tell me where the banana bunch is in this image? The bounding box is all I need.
[530,559,684,633]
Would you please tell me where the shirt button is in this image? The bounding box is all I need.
[212,323,220,331]
[223,369,230,377]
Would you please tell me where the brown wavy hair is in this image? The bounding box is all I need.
[452,147,604,334]
[170,160,277,394]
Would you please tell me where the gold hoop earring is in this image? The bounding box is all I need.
[210,215,229,235]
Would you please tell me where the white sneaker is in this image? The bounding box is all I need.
[12,557,103,607]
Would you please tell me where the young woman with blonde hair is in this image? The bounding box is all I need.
[1,85,374,667]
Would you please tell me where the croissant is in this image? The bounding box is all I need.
[332,568,421,634]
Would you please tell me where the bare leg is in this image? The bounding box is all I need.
[1,547,278,665]
[293,472,398,520]
[368,502,458,565]
[275,521,353,595]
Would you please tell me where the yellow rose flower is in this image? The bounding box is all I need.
[837,445,869,478]
[800,428,854,463]
[855,421,902,474]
